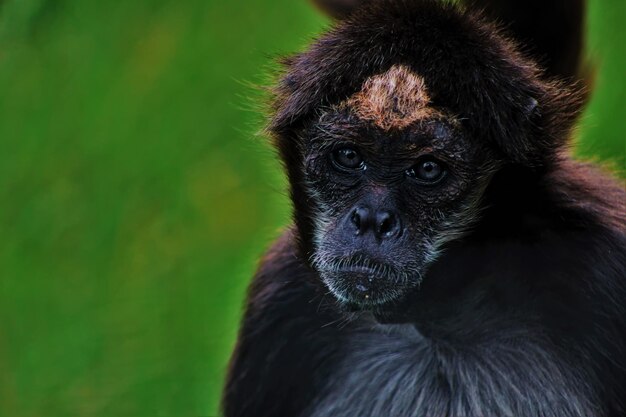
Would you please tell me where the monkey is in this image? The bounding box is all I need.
[222,0,626,416]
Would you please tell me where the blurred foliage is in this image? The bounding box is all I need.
[0,0,622,416]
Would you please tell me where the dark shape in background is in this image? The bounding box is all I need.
[0,0,623,416]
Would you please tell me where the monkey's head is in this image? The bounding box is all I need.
[269,0,583,310]
[299,67,493,308]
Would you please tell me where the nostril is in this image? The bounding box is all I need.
[351,210,361,230]
[351,207,369,234]
[380,216,391,234]
[376,211,398,237]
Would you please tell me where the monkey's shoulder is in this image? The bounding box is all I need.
[243,228,323,318]
[548,160,626,235]
[223,229,348,417]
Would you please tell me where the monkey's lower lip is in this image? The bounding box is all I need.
[339,266,378,294]
[324,264,403,307]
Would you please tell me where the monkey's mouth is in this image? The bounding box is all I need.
[318,259,411,308]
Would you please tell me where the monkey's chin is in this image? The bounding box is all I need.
[320,267,412,310]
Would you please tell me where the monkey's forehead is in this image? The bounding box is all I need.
[339,65,445,131]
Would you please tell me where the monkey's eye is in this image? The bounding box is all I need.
[331,148,364,170]
[406,157,446,184]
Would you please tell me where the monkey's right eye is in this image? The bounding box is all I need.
[331,148,364,170]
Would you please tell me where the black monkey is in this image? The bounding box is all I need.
[223,0,626,416]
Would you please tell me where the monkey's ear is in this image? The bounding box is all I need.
[310,0,370,19]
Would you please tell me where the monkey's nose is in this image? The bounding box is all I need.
[349,206,401,240]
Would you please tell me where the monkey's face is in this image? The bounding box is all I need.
[303,66,495,309]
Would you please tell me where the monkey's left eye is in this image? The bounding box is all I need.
[331,148,364,170]
[406,157,447,184]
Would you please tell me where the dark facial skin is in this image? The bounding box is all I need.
[305,110,496,310]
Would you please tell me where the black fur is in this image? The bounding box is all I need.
[223,1,626,416]
[470,0,586,81]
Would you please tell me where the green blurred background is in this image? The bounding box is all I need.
[0,0,623,416]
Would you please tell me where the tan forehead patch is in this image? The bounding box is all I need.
[343,65,440,131]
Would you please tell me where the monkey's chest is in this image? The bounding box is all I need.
[304,325,596,417]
